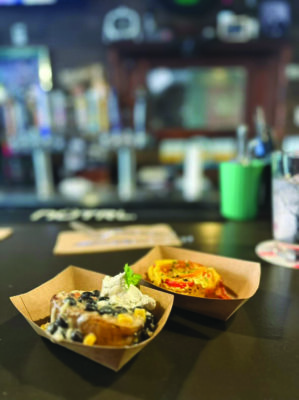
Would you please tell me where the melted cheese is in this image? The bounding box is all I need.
[148,259,230,299]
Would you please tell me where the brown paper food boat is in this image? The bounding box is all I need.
[130,246,261,321]
[10,266,174,371]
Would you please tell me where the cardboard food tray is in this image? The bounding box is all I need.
[130,246,261,321]
[10,266,174,371]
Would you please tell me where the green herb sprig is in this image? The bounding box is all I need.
[124,264,142,288]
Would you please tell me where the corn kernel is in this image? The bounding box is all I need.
[41,323,49,330]
[134,308,146,321]
[117,313,133,325]
[83,333,97,346]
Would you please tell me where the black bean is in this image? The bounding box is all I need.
[98,306,114,315]
[80,291,93,300]
[64,297,77,306]
[146,313,154,323]
[149,322,156,331]
[114,306,128,314]
[145,314,156,330]
[56,317,68,328]
[46,322,58,335]
[71,330,83,342]
[86,298,96,305]
[92,290,100,297]
[99,296,109,301]
[140,330,150,341]
[85,303,97,312]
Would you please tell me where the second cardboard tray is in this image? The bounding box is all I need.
[131,246,261,321]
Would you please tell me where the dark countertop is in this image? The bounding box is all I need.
[1,212,298,400]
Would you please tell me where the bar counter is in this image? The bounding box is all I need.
[1,209,298,400]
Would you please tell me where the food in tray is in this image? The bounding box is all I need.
[147,259,232,299]
[42,265,157,346]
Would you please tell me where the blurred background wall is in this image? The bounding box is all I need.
[0,0,297,207]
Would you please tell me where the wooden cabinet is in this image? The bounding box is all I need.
[106,39,292,142]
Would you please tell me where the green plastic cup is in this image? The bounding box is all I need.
[219,160,265,221]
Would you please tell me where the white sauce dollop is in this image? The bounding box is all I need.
[101,272,156,310]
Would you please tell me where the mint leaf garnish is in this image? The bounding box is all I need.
[124,264,141,288]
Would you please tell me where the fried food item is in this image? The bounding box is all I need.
[147,259,232,299]
[44,289,156,347]
[43,268,157,347]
